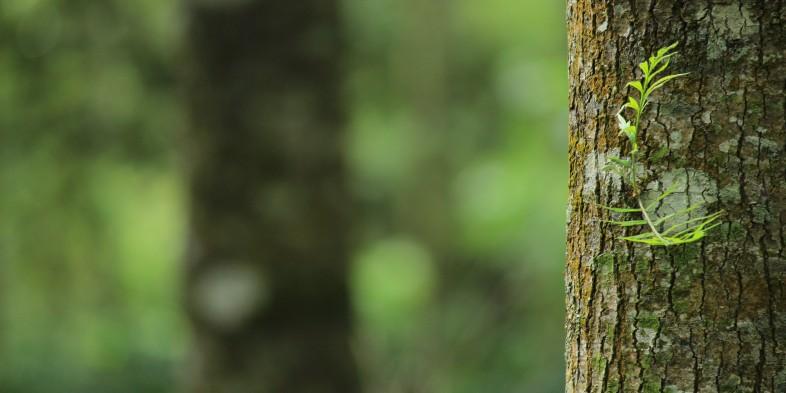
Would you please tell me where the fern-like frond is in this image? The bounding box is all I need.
[607,202,724,246]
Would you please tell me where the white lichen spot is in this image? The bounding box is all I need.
[737,319,755,331]
[193,262,270,332]
[721,375,742,389]
[712,3,757,38]
[663,386,687,393]
[701,111,712,125]
[636,327,658,347]
[745,135,781,154]
[597,20,608,33]
[585,96,602,117]
[582,149,622,200]
[728,116,738,124]
[719,139,738,153]
[669,131,684,150]
[642,169,718,219]
[582,158,599,199]
[656,333,673,353]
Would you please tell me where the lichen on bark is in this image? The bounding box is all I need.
[566,1,786,392]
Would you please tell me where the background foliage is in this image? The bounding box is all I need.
[0,0,567,391]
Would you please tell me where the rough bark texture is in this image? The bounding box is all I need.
[183,1,358,392]
[566,1,786,392]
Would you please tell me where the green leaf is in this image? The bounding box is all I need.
[616,112,630,130]
[639,60,650,76]
[604,219,648,227]
[598,205,642,213]
[656,41,680,58]
[651,212,677,226]
[699,222,723,234]
[667,211,724,237]
[626,96,640,112]
[649,73,689,92]
[620,233,665,245]
[656,184,680,201]
[627,81,644,94]
[623,127,637,145]
[668,203,704,219]
[643,182,681,211]
[621,232,656,240]
[648,57,671,82]
[603,162,618,171]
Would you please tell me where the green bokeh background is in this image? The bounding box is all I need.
[0,0,567,391]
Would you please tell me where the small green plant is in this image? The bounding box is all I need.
[602,42,723,246]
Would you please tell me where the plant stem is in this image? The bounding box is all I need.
[637,197,670,244]
[629,85,647,196]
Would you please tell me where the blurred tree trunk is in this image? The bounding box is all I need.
[183,1,358,392]
[566,1,786,392]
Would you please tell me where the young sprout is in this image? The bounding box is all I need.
[601,42,723,246]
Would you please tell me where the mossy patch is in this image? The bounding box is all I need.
[636,312,661,330]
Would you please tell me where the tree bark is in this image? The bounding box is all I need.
[182,1,358,392]
[566,1,786,392]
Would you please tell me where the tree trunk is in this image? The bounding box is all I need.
[182,1,358,392]
[566,1,786,392]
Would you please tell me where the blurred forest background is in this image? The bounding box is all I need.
[0,0,567,392]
